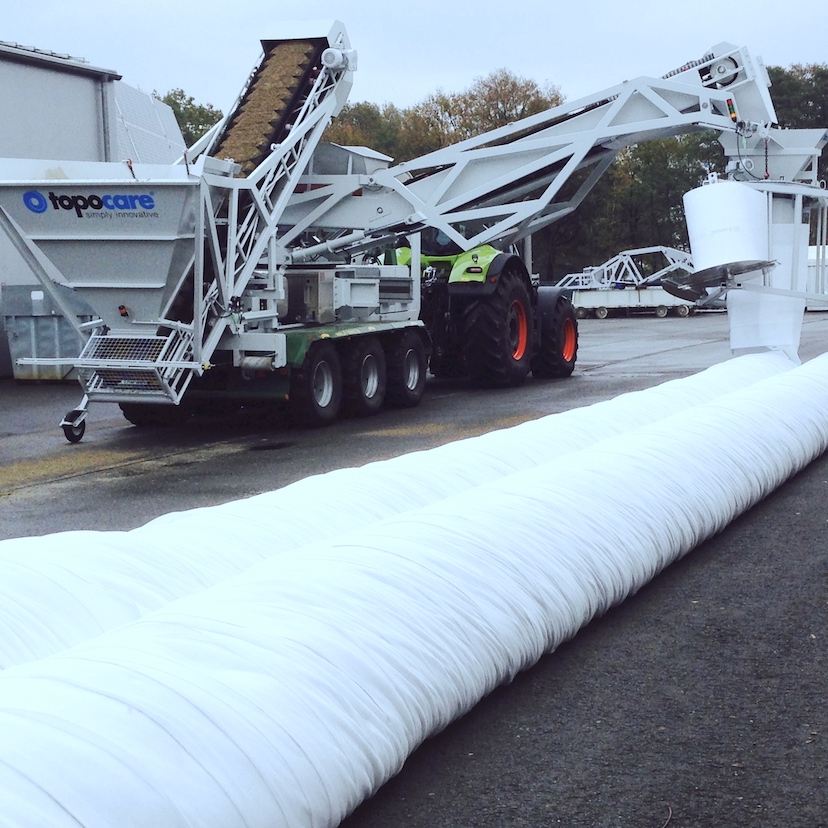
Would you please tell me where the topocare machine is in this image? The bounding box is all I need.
[0,20,825,441]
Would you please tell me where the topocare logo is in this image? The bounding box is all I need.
[22,189,156,218]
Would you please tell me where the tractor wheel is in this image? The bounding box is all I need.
[119,403,189,427]
[289,340,342,427]
[531,294,579,378]
[386,329,427,408]
[342,336,386,417]
[460,265,534,387]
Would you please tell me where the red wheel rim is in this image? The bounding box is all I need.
[561,317,576,362]
[509,300,529,360]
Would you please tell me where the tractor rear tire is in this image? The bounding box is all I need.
[460,266,534,387]
[531,294,579,378]
[119,403,189,427]
[289,341,342,427]
[342,336,386,417]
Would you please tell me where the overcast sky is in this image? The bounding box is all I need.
[3,0,826,115]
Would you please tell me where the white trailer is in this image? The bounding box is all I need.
[558,247,697,318]
[569,285,695,318]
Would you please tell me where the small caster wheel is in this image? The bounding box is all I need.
[62,420,85,443]
[61,418,86,443]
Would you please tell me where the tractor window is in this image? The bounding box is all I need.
[421,227,463,257]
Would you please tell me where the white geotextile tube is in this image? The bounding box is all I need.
[0,351,794,669]
[1,352,828,827]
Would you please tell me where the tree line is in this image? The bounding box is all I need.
[158,62,828,280]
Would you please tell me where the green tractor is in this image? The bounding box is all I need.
[393,229,578,386]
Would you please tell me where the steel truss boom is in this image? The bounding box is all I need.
[281,43,778,255]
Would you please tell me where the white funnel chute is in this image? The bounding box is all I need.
[684,178,769,277]
[683,176,807,360]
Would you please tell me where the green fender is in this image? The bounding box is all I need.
[394,244,529,299]
[447,250,530,299]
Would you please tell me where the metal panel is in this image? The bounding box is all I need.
[112,82,186,164]
[1,284,90,380]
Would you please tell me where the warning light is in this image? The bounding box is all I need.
[726,99,738,123]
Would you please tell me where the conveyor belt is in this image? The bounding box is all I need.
[213,38,326,175]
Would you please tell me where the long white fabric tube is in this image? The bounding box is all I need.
[1,352,827,827]
[0,351,795,668]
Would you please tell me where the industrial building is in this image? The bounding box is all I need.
[0,41,185,378]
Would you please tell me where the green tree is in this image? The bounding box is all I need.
[323,69,563,163]
[402,70,563,151]
[154,89,223,147]
[448,68,564,138]
[322,102,405,159]
[543,132,727,279]
[767,63,828,180]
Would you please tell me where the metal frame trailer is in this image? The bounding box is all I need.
[0,22,826,441]
[557,247,698,318]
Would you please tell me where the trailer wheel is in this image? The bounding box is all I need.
[118,403,189,427]
[289,340,342,426]
[460,264,534,387]
[342,336,386,417]
[575,307,588,320]
[386,329,427,408]
[675,304,691,317]
[531,293,579,378]
[595,306,609,319]
[655,305,669,318]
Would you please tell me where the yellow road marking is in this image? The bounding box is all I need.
[361,412,543,440]
[0,443,242,495]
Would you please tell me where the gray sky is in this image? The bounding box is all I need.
[4,0,827,114]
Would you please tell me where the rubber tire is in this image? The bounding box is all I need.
[289,340,343,427]
[575,307,588,320]
[656,305,669,318]
[62,420,85,443]
[676,304,691,317]
[595,306,609,319]
[342,336,386,417]
[531,295,579,378]
[386,329,427,408]
[460,266,534,387]
[119,403,189,427]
